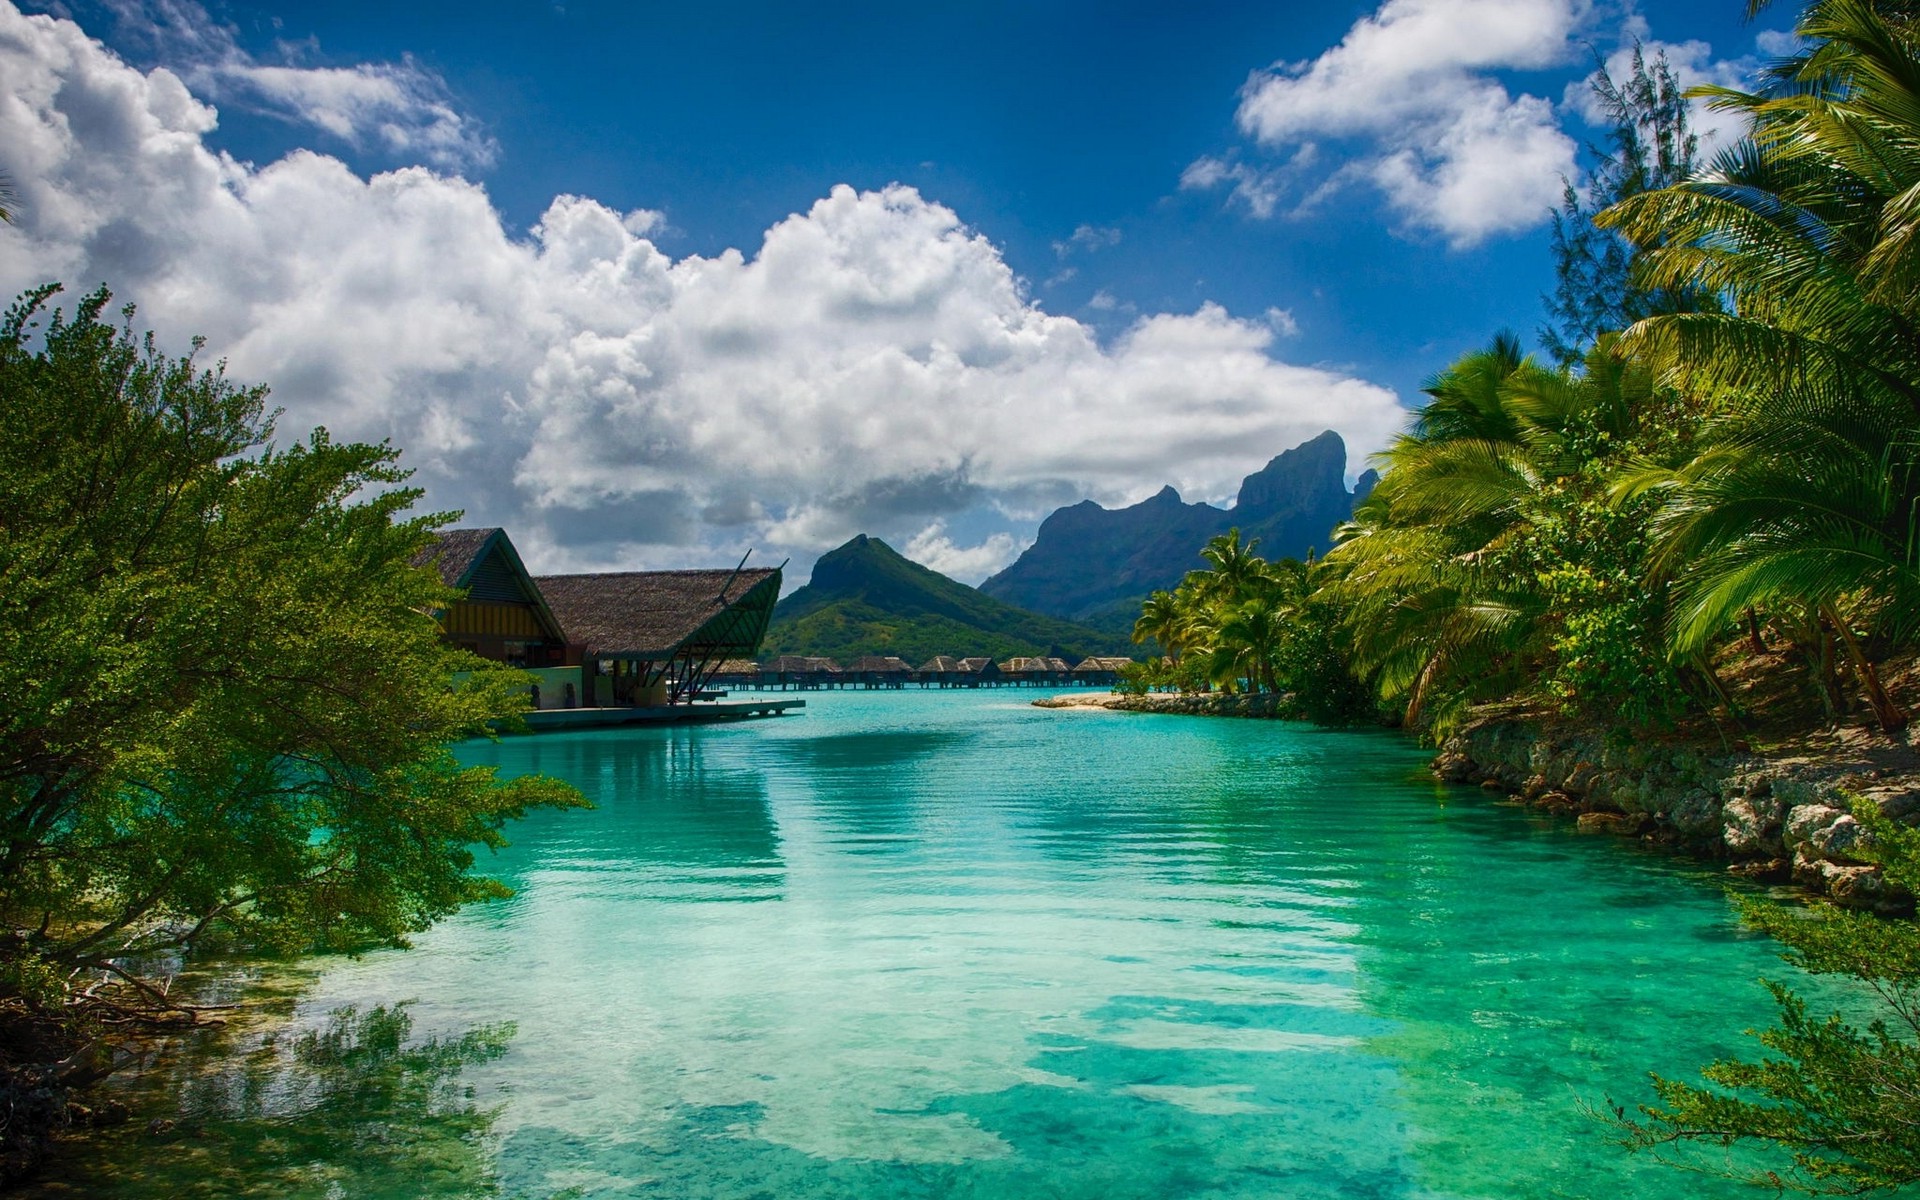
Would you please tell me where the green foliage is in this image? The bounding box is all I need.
[764,534,1133,662]
[0,285,585,982]
[1122,531,1377,724]
[1320,336,1701,735]
[1616,801,1920,1193]
[1600,0,1920,732]
[1542,42,1706,365]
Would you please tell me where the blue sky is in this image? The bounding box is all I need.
[0,0,1791,581]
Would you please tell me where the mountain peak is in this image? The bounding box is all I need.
[979,430,1369,628]
[766,533,1131,662]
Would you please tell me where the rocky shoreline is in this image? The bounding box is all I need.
[1433,718,1920,910]
[1036,693,1920,909]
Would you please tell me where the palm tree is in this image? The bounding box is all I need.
[1131,589,1189,665]
[1601,0,1920,731]
[1197,528,1266,600]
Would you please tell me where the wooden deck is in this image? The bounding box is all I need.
[520,698,804,731]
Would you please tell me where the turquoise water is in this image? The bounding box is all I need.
[39,691,1858,1197]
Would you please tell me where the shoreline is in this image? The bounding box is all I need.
[1032,691,1294,717]
[1035,692,1920,908]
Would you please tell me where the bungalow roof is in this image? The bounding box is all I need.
[533,567,780,660]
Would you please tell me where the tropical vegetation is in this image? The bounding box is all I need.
[0,283,583,1176]
[1127,1,1920,1189]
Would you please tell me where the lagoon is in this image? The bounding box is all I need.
[40,690,1851,1198]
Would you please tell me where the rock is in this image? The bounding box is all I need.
[1577,812,1648,836]
[1785,804,1852,858]
[146,1117,175,1136]
[1535,791,1580,814]
[1723,796,1787,856]
[1792,855,1892,910]
[1866,787,1920,822]
[1666,787,1722,838]
[1727,858,1792,883]
[1433,751,1476,783]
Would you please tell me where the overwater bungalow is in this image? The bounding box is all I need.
[1000,656,1044,685]
[708,659,762,690]
[761,655,843,690]
[845,655,914,688]
[916,655,964,687]
[1071,656,1134,686]
[955,656,1002,687]
[535,567,782,706]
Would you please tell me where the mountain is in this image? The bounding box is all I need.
[979,430,1378,631]
[763,535,1135,664]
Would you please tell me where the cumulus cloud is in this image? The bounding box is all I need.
[48,0,496,170]
[1191,0,1585,246]
[902,523,1023,584]
[0,2,1406,578]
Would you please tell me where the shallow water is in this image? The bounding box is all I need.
[38,691,1859,1198]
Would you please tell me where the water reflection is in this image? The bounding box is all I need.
[474,728,785,900]
[27,693,1879,1200]
[26,990,518,1200]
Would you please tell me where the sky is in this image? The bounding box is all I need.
[0,0,1793,583]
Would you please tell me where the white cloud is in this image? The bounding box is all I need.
[1052,223,1121,257]
[1264,307,1299,337]
[75,0,496,170]
[902,523,1023,584]
[0,2,1407,578]
[1194,0,1585,246]
[1179,155,1285,219]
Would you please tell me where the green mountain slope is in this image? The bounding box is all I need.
[763,535,1136,664]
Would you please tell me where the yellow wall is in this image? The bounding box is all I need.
[442,601,547,639]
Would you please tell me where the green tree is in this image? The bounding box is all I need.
[1322,335,1702,733]
[1602,0,1920,733]
[1615,801,1920,1194]
[1543,43,1704,365]
[0,285,584,990]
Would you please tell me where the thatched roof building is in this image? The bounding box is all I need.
[414,528,568,667]
[534,569,779,658]
[918,655,963,673]
[845,655,913,675]
[534,566,782,704]
[764,655,840,674]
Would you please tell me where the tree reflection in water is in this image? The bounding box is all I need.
[27,998,519,1200]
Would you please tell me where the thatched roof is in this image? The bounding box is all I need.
[1001,656,1055,673]
[414,527,497,588]
[533,568,780,659]
[712,658,761,675]
[846,655,913,674]
[918,655,963,672]
[956,657,995,672]
[764,655,840,673]
[1073,656,1134,673]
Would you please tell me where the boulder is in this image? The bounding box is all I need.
[1577,811,1649,836]
[1723,796,1787,856]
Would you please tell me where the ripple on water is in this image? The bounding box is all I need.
[33,690,1873,1200]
